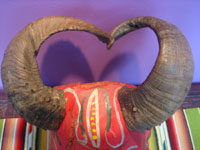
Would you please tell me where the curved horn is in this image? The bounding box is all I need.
[110,17,194,131]
[1,16,112,130]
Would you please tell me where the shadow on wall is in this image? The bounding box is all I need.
[40,40,94,86]
[39,40,141,87]
[99,52,141,84]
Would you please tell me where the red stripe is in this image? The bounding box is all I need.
[14,118,26,150]
[29,124,33,133]
[174,109,192,149]
[166,116,180,149]
[1,118,26,150]
[2,119,14,150]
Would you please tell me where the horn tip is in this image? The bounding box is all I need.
[107,38,115,50]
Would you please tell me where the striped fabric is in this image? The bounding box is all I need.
[148,128,158,149]
[184,108,200,149]
[0,108,199,150]
[24,123,37,150]
[154,122,171,150]
[0,119,5,148]
[1,118,26,150]
[0,119,50,150]
[148,108,200,150]
[36,128,48,150]
[166,109,192,149]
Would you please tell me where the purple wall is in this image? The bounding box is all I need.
[0,0,199,88]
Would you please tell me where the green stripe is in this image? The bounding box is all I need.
[183,108,200,149]
[36,128,47,150]
[103,90,111,131]
[148,127,159,150]
[0,119,5,149]
[79,93,88,134]
[56,131,62,146]
[155,126,163,150]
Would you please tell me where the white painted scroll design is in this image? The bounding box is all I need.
[64,88,88,145]
[105,87,125,148]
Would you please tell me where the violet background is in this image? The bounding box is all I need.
[0,0,199,88]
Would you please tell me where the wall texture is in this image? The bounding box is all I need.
[0,0,199,88]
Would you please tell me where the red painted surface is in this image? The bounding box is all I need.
[50,81,151,150]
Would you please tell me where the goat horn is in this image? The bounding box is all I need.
[1,16,112,130]
[110,16,194,131]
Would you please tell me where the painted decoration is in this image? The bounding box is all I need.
[50,81,151,150]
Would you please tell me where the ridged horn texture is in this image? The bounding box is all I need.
[1,16,112,130]
[111,17,194,131]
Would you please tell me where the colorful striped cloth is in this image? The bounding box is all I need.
[1,118,26,150]
[148,108,200,150]
[0,108,199,150]
[166,109,192,149]
[0,119,49,150]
